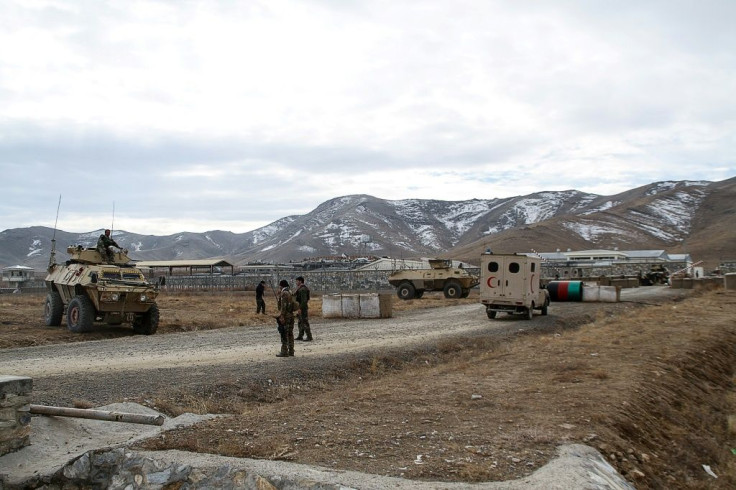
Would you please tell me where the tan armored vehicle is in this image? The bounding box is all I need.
[388,259,479,300]
[44,245,160,334]
[479,253,549,320]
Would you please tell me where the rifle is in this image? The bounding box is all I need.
[268,280,286,342]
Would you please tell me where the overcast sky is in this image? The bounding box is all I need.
[1,0,734,235]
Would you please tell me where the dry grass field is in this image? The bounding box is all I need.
[1,288,735,488]
[0,290,467,348]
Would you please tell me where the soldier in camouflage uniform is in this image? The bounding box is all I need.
[276,279,298,357]
[294,276,312,341]
[97,229,122,264]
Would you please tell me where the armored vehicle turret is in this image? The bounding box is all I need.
[44,245,160,334]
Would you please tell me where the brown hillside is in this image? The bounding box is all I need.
[449,179,736,269]
[667,177,736,268]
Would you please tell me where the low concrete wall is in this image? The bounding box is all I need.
[670,277,725,290]
[322,293,392,319]
[0,376,32,457]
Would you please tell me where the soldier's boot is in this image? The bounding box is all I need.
[304,326,313,342]
[276,345,289,358]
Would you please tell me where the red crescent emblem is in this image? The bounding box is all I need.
[486,276,496,288]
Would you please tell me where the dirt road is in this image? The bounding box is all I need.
[1,303,555,406]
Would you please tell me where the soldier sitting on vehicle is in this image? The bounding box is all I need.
[97,229,122,263]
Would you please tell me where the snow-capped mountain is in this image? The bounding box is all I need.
[1,177,733,270]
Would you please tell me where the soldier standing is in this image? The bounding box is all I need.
[276,279,298,357]
[294,276,312,341]
[97,229,121,263]
[255,280,266,314]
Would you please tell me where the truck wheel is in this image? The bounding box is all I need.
[541,300,549,316]
[133,303,160,335]
[443,281,462,299]
[414,289,425,299]
[486,309,497,319]
[525,304,534,320]
[44,292,64,326]
[461,289,470,298]
[67,295,95,333]
[396,282,416,300]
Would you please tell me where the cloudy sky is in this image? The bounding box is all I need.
[1,0,734,235]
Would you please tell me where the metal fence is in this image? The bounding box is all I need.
[162,269,395,294]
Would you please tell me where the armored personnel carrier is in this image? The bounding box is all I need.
[388,259,479,300]
[44,245,160,334]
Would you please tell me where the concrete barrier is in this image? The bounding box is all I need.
[342,294,361,318]
[321,293,393,319]
[726,273,736,290]
[321,295,343,318]
[581,285,620,303]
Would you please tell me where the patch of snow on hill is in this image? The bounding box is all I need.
[636,222,678,241]
[582,200,620,215]
[79,231,101,240]
[646,180,709,196]
[562,221,628,241]
[298,245,316,253]
[646,181,679,195]
[389,199,426,222]
[645,191,704,233]
[569,194,598,212]
[205,235,222,249]
[130,242,143,252]
[438,201,492,235]
[252,219,293,244]
[409,224,442,249]
[26,239,44,257]
[508,193,566,225]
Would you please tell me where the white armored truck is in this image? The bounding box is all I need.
[480,252,550,320]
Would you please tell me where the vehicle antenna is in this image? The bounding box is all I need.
[48,194,62,271]
[111,201,115,236]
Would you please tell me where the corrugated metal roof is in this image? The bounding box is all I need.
[135,259,234,268]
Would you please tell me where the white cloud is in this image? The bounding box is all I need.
[0,0,734,235]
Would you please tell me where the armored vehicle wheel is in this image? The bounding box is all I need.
[461,288,470,298]
[414,289,425,299]
[133,303,159,335]
[443,281,462,299]
[525,304,534,320]
[396,282,416,300]
[44,292,64,326]
[486,309,497,319]
[67,295,95,333]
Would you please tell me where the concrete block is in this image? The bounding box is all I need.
[725,273,736,290]
[321,294,343,318]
